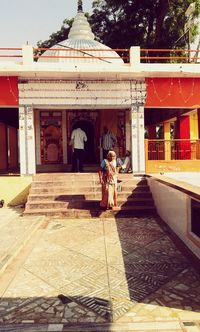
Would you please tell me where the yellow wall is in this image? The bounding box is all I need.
[190,112,199,139]
[146,160,200,173]
[0,176,32,206]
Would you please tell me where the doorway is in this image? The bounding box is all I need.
[72,120,95,164]
[68,110,100,165]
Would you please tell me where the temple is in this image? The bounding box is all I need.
[0,1,200,176]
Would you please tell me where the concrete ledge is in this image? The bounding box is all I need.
[146,174,200,260]
[147,174,200,200]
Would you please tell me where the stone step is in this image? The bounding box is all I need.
[31,180,148,188]
[32,174,147,183]
[29,185,150,193]
[33,173,144,179]
[25,198,155,210]
[25,173,154,218]
[24,205,157,218]
[29,188,152,200]
[28,194,153,202]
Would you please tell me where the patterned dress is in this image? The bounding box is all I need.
[99,159,118,209]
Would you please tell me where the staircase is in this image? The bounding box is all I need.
[24,173,156,218]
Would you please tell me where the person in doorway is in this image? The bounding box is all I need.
[100,126,117,159]
[117,150,132,173]
[71,124,87,172]
[98,150,119,210]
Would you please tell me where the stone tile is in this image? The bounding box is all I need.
[24,249,106,288]
[144,267,200,314]
[3,268,55,298]
[74,236,107,262]
[0,213,200,327]
[45,227,102,251]
[24,238,66,259]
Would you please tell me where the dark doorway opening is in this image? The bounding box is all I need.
[0,108,19,173]
[72,120,95,164]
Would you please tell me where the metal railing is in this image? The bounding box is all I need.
[0,46,200,63]
[141,49,200,63]
[147,139,200,160]
[0,48,22,61]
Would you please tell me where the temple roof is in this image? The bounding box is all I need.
[39,1,123,65]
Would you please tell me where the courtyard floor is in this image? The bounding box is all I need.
[0,208,199,331]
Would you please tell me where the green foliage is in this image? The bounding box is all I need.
[36,0,200,57]
[90,0,200,49]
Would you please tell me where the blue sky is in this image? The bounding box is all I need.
[0,0,93,47]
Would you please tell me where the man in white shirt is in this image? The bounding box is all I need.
[71,125,87,172]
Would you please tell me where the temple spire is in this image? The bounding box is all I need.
[77,0,83,13]
[68,0,94,40]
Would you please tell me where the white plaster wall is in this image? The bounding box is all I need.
[18,80,146,108]
[26,107,36,175]
[148,178,200,259]
[19,107,26,175]
[35,110,41,165]
[62,111,67,164]
[126,111,131,152]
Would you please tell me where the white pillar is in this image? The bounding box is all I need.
[131,105,145,173]
[126,110,131,151]
[19,107,26,175]
[130,46,141,72]
[62,110,67,164]
[35,110,41,165]
[19,106,36,175]
[22,45,33,65]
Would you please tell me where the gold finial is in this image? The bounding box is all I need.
[78,0,83,13]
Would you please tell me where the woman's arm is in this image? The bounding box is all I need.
[98,169,104,184]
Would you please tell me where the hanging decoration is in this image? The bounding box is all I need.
[146,77,199,107]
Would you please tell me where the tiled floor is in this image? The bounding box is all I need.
[0,213,200,331]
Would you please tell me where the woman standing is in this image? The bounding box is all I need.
[98,150,119,210]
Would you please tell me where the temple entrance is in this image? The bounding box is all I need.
[72,120,95,164]
[67,110,100,165]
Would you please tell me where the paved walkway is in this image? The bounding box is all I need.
[0,208,199,331]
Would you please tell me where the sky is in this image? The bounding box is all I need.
[0,0,93,47]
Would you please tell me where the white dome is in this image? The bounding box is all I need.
[39,11,124,65]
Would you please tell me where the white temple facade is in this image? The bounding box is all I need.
[1,0,200,176]
[17,1,146,175]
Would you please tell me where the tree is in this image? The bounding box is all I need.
[36,0,200,55]
[91,0,200,49]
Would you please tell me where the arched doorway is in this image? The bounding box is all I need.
[72,120,95,164]
[68,110,100,166]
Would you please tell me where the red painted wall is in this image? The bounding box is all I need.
[146,78,200,108]
[0,77,18,106]
[179,116,191,159]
